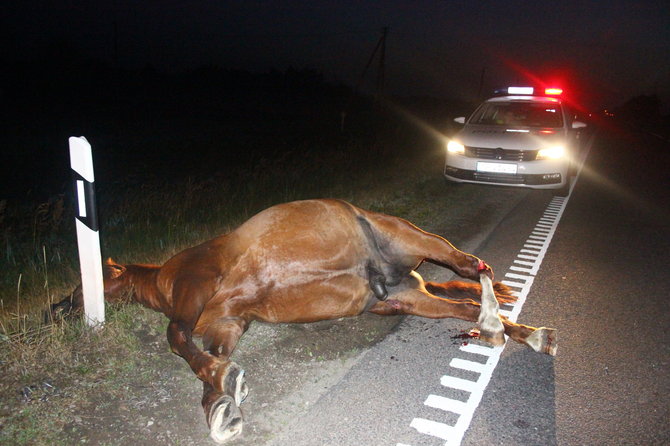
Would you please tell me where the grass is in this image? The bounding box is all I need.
[0,102,450,444]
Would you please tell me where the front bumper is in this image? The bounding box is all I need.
[444,154,568,189]
[445,166,563,188]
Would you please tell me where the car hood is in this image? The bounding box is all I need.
[456,125,566,150]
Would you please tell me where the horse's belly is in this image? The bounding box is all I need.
[234,273,374,324]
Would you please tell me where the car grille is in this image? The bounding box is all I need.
[465,146,537,162]
[444,166,562,185]
[472,172,525,184]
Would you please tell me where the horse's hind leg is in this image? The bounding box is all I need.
[477,273,505,345]
[365,212,491,281]
[200,316,249,444]
[366,213,504,338]
[368,280,557,355]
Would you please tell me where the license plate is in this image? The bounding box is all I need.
[477,162,517,174]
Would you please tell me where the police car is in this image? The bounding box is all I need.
[444,87,586,196]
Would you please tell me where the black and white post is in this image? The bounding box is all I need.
[69,136,105,326]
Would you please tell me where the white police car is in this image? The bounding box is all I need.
[444,87,586,196]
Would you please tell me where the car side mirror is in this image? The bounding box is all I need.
[572,121,587,129]
[454,117,466,124]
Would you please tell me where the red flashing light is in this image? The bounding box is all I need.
[544,88,563,96]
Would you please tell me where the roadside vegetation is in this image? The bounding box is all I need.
[1,65,468,444]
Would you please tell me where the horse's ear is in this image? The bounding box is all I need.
[104,258,126,279]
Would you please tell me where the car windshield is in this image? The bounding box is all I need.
[469,101,563,128]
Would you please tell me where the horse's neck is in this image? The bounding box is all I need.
[125,264,170,314]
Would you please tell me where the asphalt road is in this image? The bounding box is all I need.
[265,122,670,446]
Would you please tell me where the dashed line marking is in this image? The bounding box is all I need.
[501,279,525,288]
[440,375,479,393]
[424,395,468,414]
[450,358,487,373]
[504,272,532,281]
[459,343,496,356]
[409,418,455,440]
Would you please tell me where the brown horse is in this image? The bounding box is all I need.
[50,199,556,443]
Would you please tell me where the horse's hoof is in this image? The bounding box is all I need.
[239,381,249,405]
[478,314,505,346]
[525,327,558,356]
[208,395,243,444]
[215,362,248,405]
[232,369,249,406]
[479,328,505,346]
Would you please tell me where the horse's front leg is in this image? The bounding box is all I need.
[167,318,223,380]
[200,316,249,444]
[166,279,237,390]
[368,279,556,355]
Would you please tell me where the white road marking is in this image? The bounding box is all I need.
[497,309,513,318]
[459,343,496,356]
[509,265,533,273]
[424,395,469,414]
[440,375,479,393]
[501,280,525,288]
[504,273,532,281]
[409,418,456,440]
[450,358,487,373]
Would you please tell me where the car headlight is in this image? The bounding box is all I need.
[536,145,565,160]
[447,140,465,154]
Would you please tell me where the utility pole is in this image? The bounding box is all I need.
[375,26,388,104]
[341,26,390,131]
[351,26,389,100]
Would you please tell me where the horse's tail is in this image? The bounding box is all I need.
[425,281,517,305]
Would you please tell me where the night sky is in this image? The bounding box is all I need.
[4,1,670,111]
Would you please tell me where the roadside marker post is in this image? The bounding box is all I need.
[69,136,105,326]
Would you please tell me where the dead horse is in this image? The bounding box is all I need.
[50,199,556,443]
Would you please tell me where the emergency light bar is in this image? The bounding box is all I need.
[507,86,534,95]
[493,86,564,97]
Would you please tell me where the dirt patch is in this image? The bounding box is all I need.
[227,314,403,445]
[0,304,402,445]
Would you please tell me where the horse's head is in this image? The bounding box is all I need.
[45,258,132,323]
[101,258,133,303]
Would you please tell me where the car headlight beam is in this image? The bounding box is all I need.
[537,145,565,160]
[447,140,465,154]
